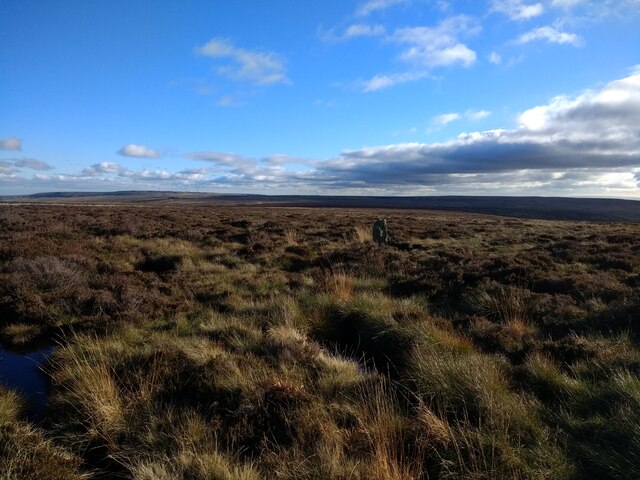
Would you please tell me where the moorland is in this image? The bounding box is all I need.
[4,191,640,222]
[1,201,639,479]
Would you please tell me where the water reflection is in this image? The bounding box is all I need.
[0,344,54,418]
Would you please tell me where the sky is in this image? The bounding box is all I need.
[1,0,640,197]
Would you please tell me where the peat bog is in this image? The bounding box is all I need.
[1,203,639,479]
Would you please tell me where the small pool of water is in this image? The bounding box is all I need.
[0,343,54,418]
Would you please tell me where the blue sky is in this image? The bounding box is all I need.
[1,0,640,196]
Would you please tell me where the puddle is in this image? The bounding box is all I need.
[0,343,54,418]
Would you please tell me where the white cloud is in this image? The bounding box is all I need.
[488,52,502,64]
[393,16,480,68]
[356,0,409,16]
[118,144,160,158]
[13,158,54,170]
[491,0,544,20]
[28,165,212,190]
[403,42,476,67]
[196,38,290,86]
[516,72,640,139]
[362,71,429,91]
[79,162,211,182]
[82,162,124,176]
[121,168,209,182]
[551,0,583,7]
[466,110,492,120]
[433,113,461,126]
[344,23,386,38]
[432,110,492,126]
[319,23,386,43]
[517,26,583,45]
[359,16,479,92]
[327,15,478,92]
[0,136,22,151]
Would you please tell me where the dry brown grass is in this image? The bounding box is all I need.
[1,203,639,479]
[326,271,355,301]
[0,387,87,480]
[357,379,426,480]
[353,225,372,244]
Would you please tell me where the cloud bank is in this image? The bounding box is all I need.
[310,70,640,191]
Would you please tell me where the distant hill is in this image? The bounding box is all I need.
[2,191,640,222]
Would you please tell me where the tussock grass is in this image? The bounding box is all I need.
[519,353,587,403]
[325,270,355,301]
[0,387,86,480]
[0,387,23,426]
[355,379,426,480]
[468,282,532,325]
[316,351,365,395]
[0,423,88,480]
[309,292,414,373]
[409,349,575,478]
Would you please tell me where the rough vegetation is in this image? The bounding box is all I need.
[0,203,639,479]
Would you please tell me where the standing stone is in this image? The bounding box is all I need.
[372,218,389,245]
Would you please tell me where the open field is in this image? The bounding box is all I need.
[1,203,640,479]
[3,191,640,222]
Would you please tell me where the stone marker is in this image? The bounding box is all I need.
[372,218,389,245]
